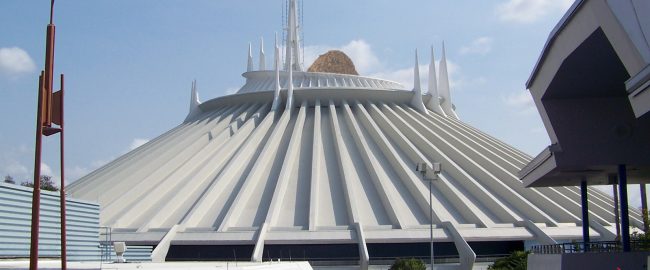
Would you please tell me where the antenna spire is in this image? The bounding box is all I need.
[272,34,282,111]
[438,41,458,119]
[285,39,295,111]
[410,49,428,114]
[247,43,254,72]
[49,0,55,24]
[284,0,303,71]
[259,37,266,70]
[425,45,446,116]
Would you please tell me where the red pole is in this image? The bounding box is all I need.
[29,72,45,270]
[59,74,67,270]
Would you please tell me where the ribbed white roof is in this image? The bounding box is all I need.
[67,85,641,245]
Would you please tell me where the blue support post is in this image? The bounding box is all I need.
[581,179,590,251]
[619,164,630,252]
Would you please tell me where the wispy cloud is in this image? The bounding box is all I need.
[225,87,239,95]
[460,37,494,55]
[495,0,573,24]
[503,90,537,115]
[0,47,36,77]
[129,138,149,150]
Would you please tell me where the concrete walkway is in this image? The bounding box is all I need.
[0,260,313,270]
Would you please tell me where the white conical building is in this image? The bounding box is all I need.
[67,0,641,268]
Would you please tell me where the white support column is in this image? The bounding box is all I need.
[251,222,269,262]
[272,38,282,112]
[441,221,476,270]
[378,103,521,223]
[150,224,184,263]
[285,42,295,111]
[309,100,322,231]
[217,109,292,231]
[181,108,277,228]
[410,49,429,114]
[392,104,558,225]
[342,101,407,229]
[328,101,361,223]
[143,105,268,230]
[518,220,557,245]
[361,103,493,228]
[265,101,308,226]
[354,222,369,270]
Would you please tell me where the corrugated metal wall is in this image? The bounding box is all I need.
[0,183,101,261]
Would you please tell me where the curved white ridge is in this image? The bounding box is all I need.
[238,71,405,94]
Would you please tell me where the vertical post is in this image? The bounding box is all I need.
[580,179,590,252]
[613,183,621,241]
[429,179,433,269]
[618,164,630,252]
[59,74,66,270]
[29,73,45,270]
[641,184,648,233]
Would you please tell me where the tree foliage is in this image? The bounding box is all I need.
[488,251,529,270]
[3,175,15,184]
[21,175,59,191]
[389,258,426,270]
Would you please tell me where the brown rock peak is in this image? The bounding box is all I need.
[307,50,359,75]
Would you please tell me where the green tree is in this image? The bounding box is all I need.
[4,175,15,184]
[488,251,529,270]
[21,175,59,191]
[389,258,426,270]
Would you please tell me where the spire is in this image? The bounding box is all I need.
[410,49,428,114]
[259,37,266,70]
[274,33,279,70]
[272,36,282,112]
[247,43,254,72]
[284,0,303,71]
[438,42,458,119]
[425,45,446,116]
[184,80,203,122]
[285,41,295,111]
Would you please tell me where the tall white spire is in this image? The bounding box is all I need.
[259,37,266,70]
[410,49,428,114]
[285,47,295,111]
[272,35,282,111]
[284,0,303,71]
[247,43,254,72]
[184,80,203,122]
[425,45,446,116]
[438,42,458,119]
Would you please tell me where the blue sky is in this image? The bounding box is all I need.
[1,1,571,186]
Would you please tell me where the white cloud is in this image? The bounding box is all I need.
[0,47,36,76]
[225,87,239,95]
[129,138,149,150]
[503,90,537,115]
[460,37,494,55]
[369,60,462,91]
[496,0,573,23]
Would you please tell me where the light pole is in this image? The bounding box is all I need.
[416,162,441,270]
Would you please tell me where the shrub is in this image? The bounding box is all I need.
[488,251,529,270]
[389,258,426,270]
